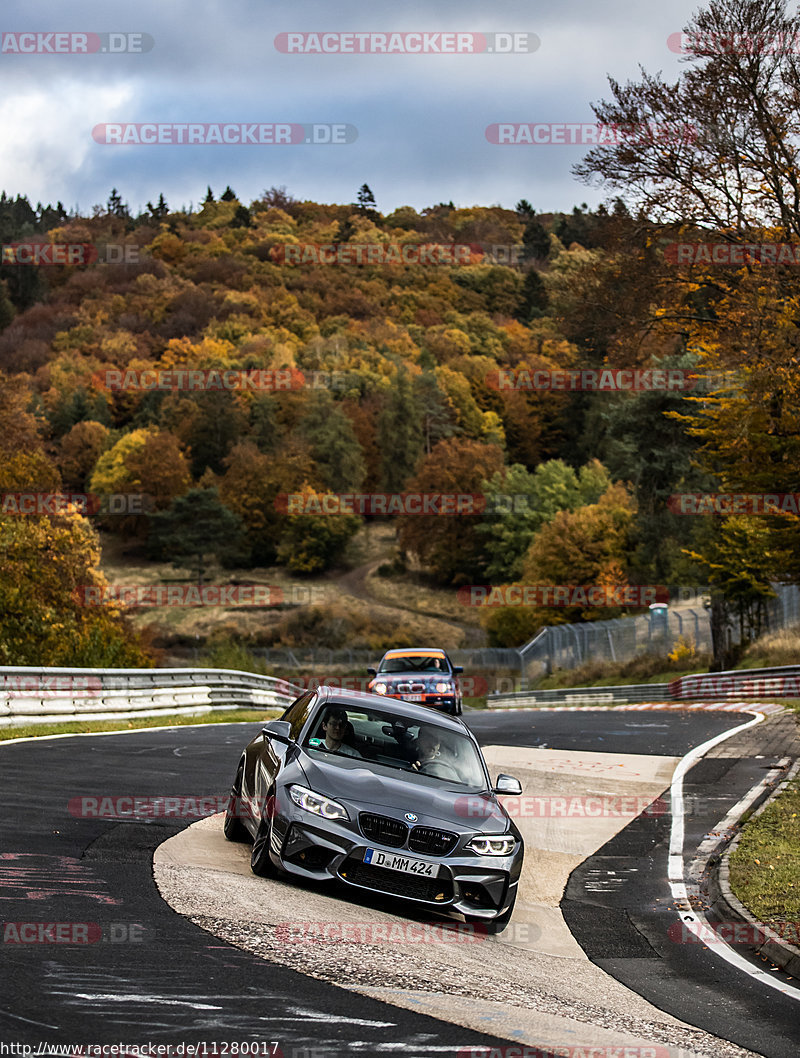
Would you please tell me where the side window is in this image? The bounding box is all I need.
[281,692,316,740]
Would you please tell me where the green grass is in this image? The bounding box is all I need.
[729,778,800,928]
[0,708,283,742]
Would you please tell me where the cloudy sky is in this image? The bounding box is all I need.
[1,0,709,215]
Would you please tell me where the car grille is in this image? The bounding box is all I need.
[359,812,408,848]
[395,681,426,693]
[339,858,453,903]
[408,826,458,856]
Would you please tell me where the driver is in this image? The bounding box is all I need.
[320,707,362,757]
[411,728,443,771]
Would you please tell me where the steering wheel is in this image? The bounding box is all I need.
[417,760,461,781]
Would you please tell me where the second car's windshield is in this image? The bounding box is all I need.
[303,705,486,788]
[379,655,448,673]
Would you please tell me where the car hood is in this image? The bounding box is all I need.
[297,753,509,834]
[371,671,453,687]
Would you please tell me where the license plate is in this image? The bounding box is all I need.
[402,694,424,702]
[363,848,437,877]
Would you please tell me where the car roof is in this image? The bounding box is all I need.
[315,684,468,734]
[381,647,448,657]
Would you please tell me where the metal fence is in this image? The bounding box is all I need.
[207,646,524,672]
[488,663,800,707]
[519,584,800,678]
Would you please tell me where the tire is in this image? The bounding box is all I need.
[250,802,276,876]
[223,764,248,842]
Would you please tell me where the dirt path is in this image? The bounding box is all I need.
[332,558,487,648]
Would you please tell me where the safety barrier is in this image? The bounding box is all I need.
[488,665,800,707]
[0,667,304,727]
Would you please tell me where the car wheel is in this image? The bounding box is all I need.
[250,804,275,876]
[223,764,248,842]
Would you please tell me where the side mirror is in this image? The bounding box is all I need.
[493,774,522,795]
[453,665,464,674]
[367,667,377,676]
[262,719,293,744]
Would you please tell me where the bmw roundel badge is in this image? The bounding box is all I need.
[404,812,418,822]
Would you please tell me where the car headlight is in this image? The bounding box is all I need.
[434,681,452,694]
[373,682,388,695]
[466,835,516,856]
[289,785,349,821]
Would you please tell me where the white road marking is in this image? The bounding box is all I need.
[667,709,800,1000]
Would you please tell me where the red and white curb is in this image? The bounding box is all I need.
[488,701,786,714]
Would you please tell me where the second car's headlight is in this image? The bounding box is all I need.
[373,682,388,695]
[434,681,452,693]
[289,785,349,821]
[466,835,516,856]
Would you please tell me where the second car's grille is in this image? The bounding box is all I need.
[408,826,458,856]
[359,812,408,848]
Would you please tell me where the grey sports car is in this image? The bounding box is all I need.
[224,685,524,928]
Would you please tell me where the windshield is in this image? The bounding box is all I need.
[378,655,449,674]
[303,704,486,788]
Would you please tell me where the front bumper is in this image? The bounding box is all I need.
[269,798,521,919]
[378,690,459,714]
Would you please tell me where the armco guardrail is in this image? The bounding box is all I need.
[0,667,304,728]
[488,682,671,707]
[488,665,800,707]
[670,666,800,700]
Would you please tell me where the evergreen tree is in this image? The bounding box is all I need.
[521,216,551,262]
[220,186,237,201]
[515,269,549,322]
[106,188,130,219]
[298,391,366,492]
[146,193,169,220]
[204,186,215,203]
[146,488,244,585]
[377,368,424,490]
[0,280,15,332]
[357,183,377,212]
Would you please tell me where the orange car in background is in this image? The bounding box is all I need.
[367,647,463,715]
